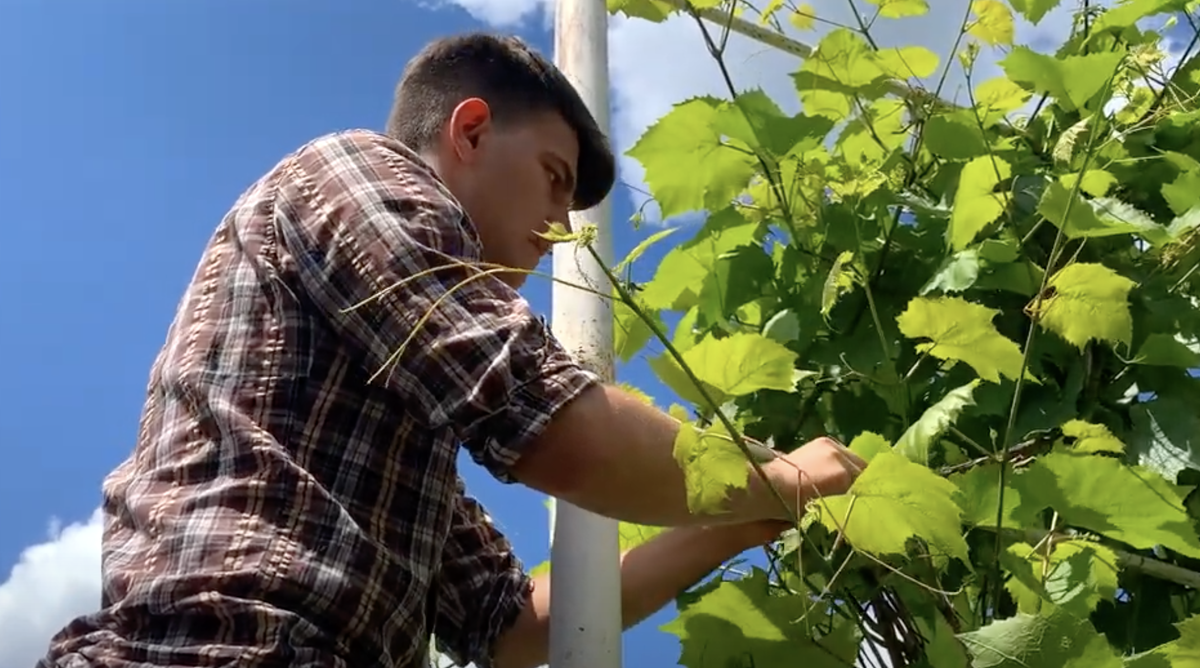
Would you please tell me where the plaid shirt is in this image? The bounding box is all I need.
[41,130,599,668]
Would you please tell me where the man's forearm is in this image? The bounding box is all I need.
[491,525,759,668]
[513,384,785,527]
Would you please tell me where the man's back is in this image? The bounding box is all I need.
[41,130,598,668]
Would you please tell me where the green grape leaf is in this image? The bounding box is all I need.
[793,28,886,120]
[613,227,678,274]
[974,75,1032,116]
[613,293,658,362]
[640,208,760,311]
[1039,180,1147,239]
[1032,262,1135,350]
[924,110,990,160]
[849,430,892,463]
[816,451,970,562]
[1008,0,1063,24]
[648,353,717,407]
[1131,392,1200,481]
[1002,539,1119,619]
[953,464,1035,528]
[949,156,1011,250]
[1157,615,1200,664]
[695,244,776,323]
[875,46,939,79]
[1133,333,1200,368]
[673,420,749,515]
[895,380,980,464]
[897,297,1027,383]
[762,308,800,344]
[788,4,816,30]
[822,250,859,316]
[606,0,675,20]
[1091,0,1188,34]
[1017,451,1200,558]
[627,97,757,219]
[958,608,1123,668]
[1061,419,1125,454]
[714,88,832,160]
[921,248,982,295]
[685,332,800,397]
[1061,170,1118,198]
[969,0,1015,45]
[661,569,835,668]
[1000,47,1124,111]
[866,0,929,18]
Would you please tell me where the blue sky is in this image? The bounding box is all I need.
[2,1,1174,666]
[0,0,680,665]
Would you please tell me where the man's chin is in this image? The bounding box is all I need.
[495,267,529,290]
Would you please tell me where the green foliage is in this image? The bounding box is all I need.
[544,1,1200,666]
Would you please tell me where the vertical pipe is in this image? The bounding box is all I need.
[549,1,622,668]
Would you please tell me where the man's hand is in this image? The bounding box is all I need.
[762,436,867,522]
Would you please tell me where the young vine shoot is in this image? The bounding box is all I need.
[534,0,1200,666]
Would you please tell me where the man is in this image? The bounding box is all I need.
[40,32,865,668]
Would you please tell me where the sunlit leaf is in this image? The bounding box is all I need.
[949,155,1011,250]
[897,297,1026,382]
[1000,48,1124,111]
[816,451,970,561]
[1031,262,1135,350]
[865,0,929,18]
[968,0,1015,45]
[627,97,757,218]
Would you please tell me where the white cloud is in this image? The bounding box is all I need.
[424,0,1112,223]
[0,509,103,668]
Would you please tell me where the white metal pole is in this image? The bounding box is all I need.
[549,2,622,668]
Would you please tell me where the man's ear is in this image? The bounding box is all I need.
[448,98,492,161]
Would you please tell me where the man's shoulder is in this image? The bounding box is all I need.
[289,129,429,175]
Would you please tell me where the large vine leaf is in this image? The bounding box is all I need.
[958,608,1123,667]
[1000,48,1125,111]
[1014,451,1200,558]
[1030,262,1136,350]
[639,207,760,311]
[897,296,1026,383]
[949,155,1011,250]
[673,418,750,515]
[661,569,855,668]
[815,451,969,562]
[953,463,1035,528]
[1001,540,1120,619]
[627,97,758,219]
[651,331,800,408]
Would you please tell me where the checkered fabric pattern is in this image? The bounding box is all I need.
[39,130,598,668]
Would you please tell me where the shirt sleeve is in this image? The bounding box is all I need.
[433,478,533,668]
[275,130,599,479]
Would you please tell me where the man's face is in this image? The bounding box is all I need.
[438,98,579,289]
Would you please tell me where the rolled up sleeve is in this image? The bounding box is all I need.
[434,478,532,668]
[275,130,599,479]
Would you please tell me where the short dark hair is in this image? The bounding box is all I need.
[386,32,615,212]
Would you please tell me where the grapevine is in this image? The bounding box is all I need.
[536,0,1200,665]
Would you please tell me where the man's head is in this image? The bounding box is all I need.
[386,33,615,287]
